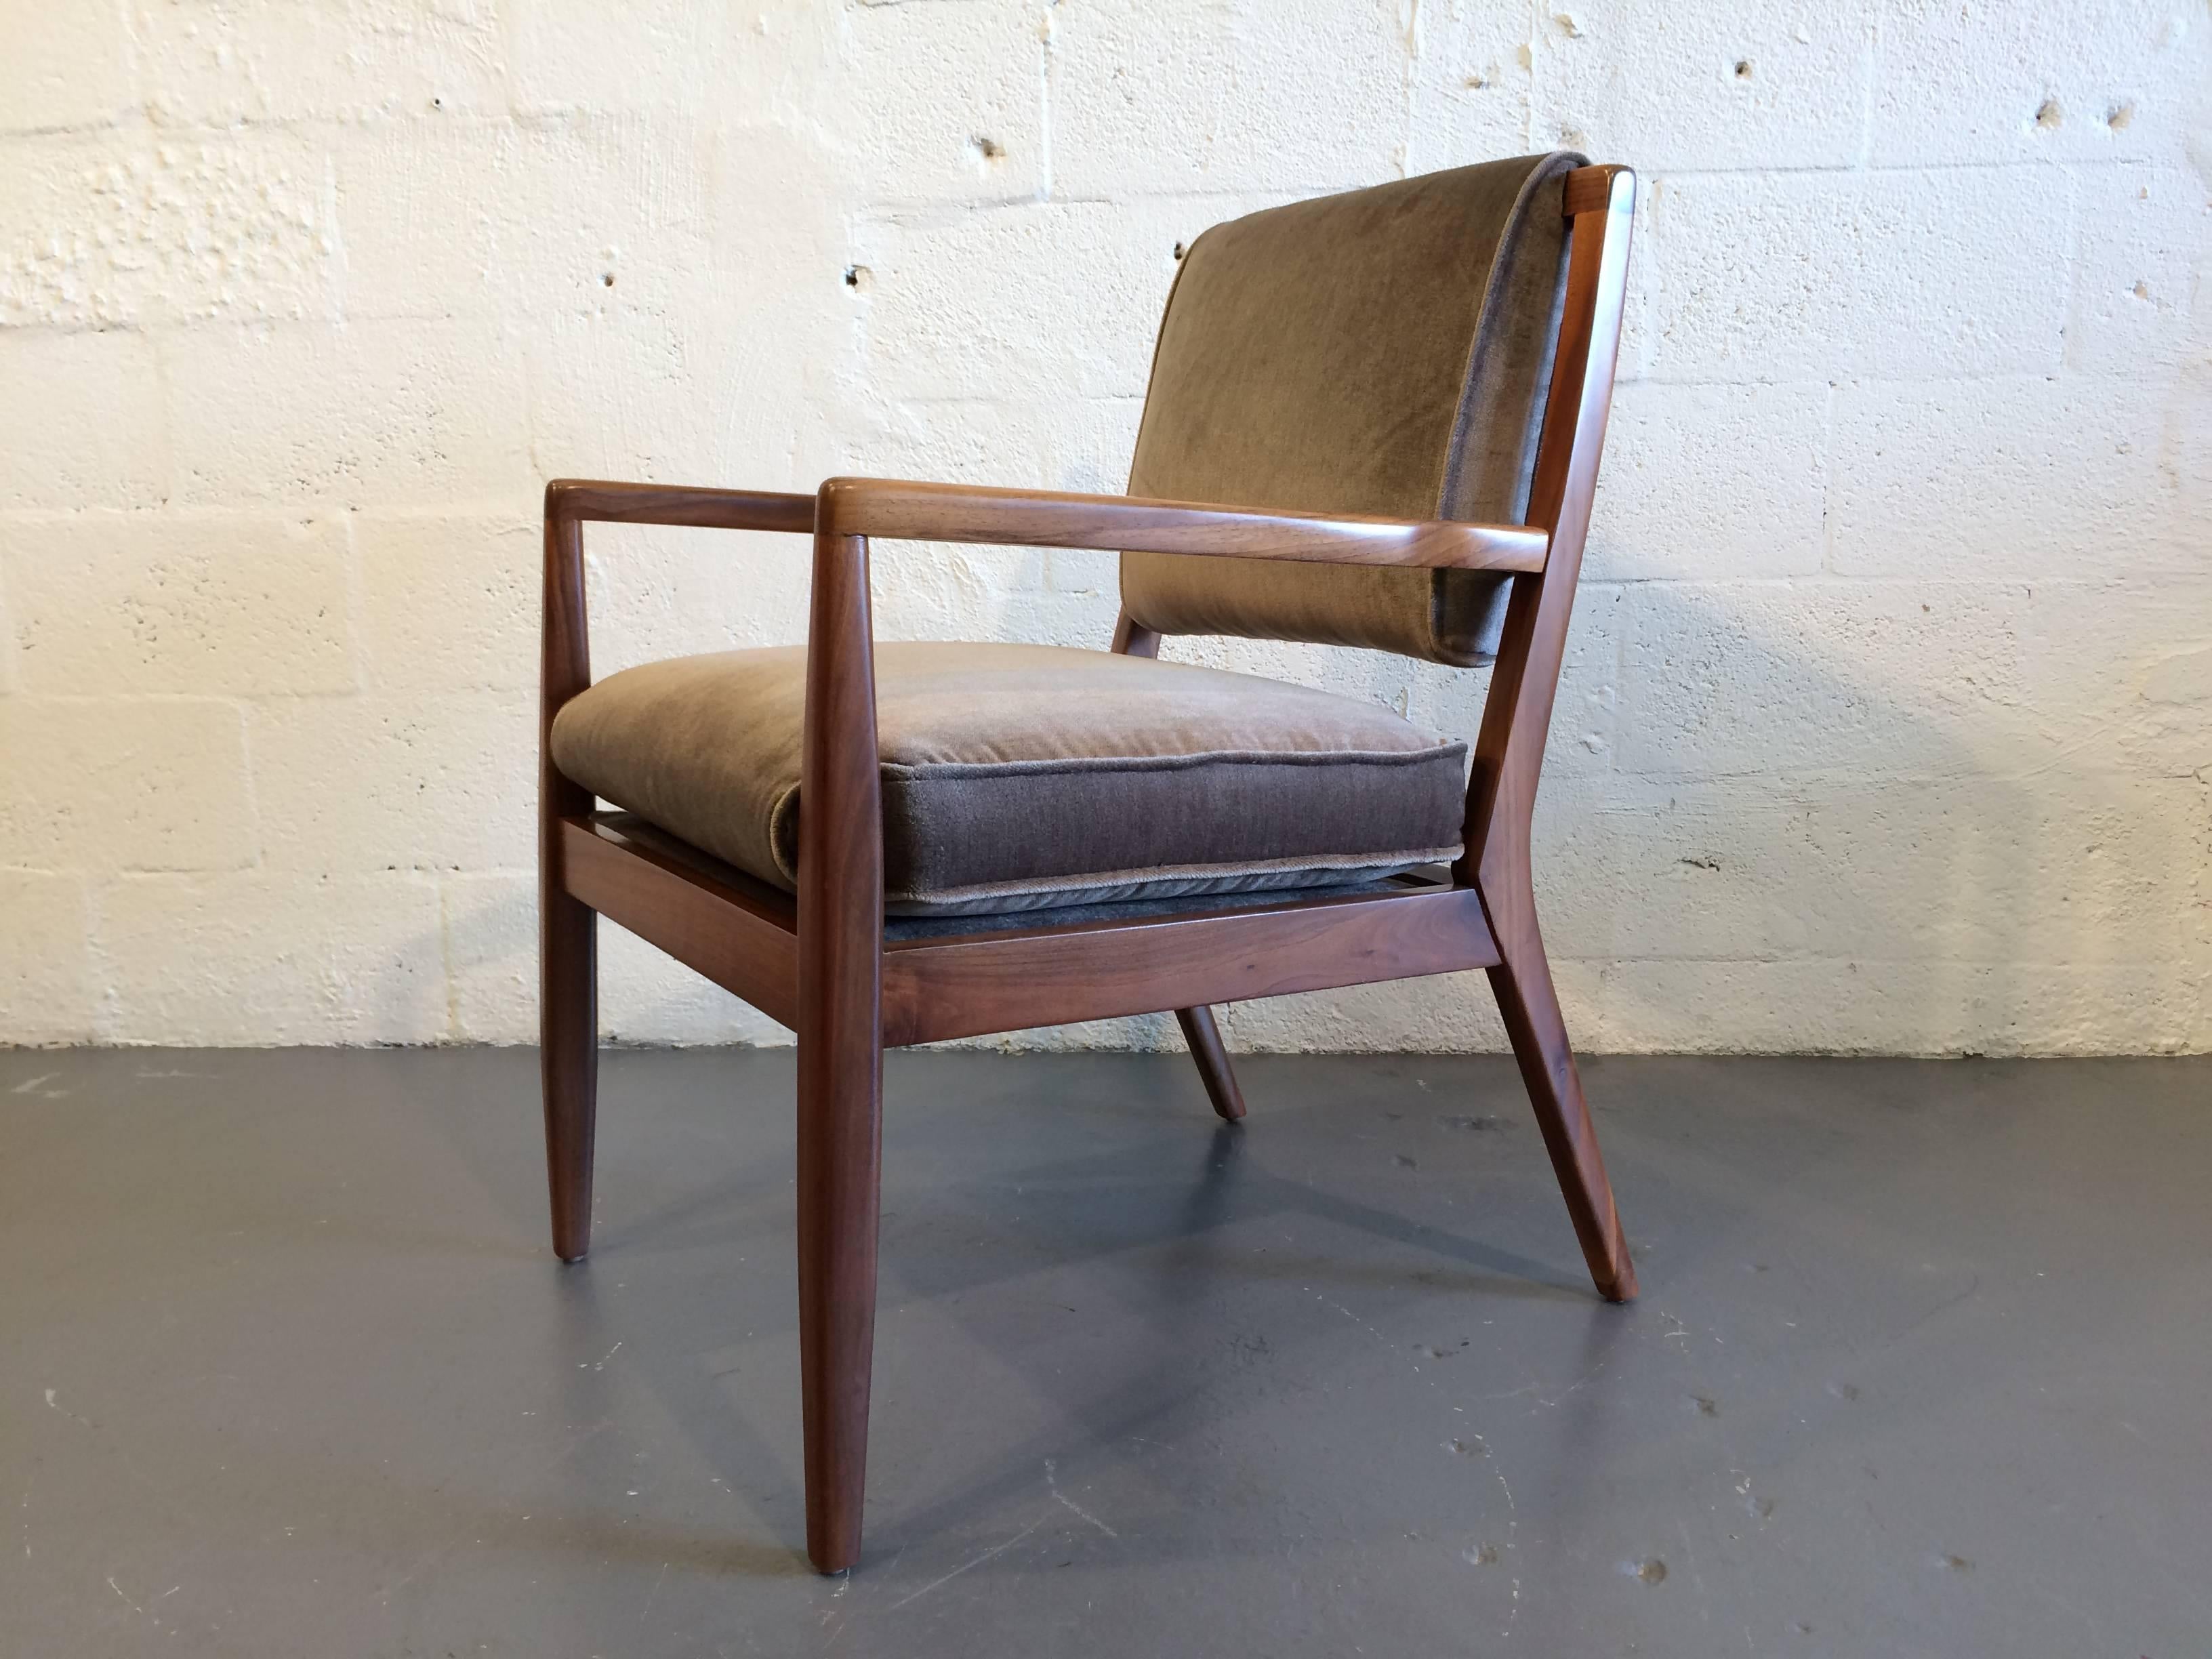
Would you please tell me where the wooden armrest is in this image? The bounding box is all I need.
[546,478,816,533]
[813,477,1548,573]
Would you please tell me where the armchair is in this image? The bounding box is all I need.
[539,155,1637,1572]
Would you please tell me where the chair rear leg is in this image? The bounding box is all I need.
[1174,1006,1247,1122]
[541,889,598,1263]
[1486,909,1637,1303]
[796,985,884,1573]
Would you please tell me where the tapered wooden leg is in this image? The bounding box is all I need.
[796,526,886,1574]
[1486,910,1636,1303]
[541,495,599,1265]
[1174,1006,1246,1122]
[541,888,598,1264]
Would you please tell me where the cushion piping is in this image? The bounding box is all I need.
[879,740,1467,782]
[880,844,1467,916]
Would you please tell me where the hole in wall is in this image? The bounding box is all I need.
[2105,100,2135,131]
[1734,58,1753,79]
[971,135,1006,161]
[600,272,615,287]
[2034,97,2062,129]
[1172,241,1187,261]
[843,264,872,291]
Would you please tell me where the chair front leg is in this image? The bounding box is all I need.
[541,886,598,1261]
[541,500,599,1263]
[796,527,886,1574]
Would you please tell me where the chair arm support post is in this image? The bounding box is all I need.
[796,525,885,965]
[794,521,886,1571]
[541,494,595,876]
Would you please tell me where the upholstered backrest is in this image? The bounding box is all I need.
[1120,151,1582,665]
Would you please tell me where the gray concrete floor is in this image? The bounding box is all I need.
[1,1049,2207,1658]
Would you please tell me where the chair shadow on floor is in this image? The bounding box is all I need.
[487,1057,1615,1578]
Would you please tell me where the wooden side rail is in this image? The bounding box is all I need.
[881,878,1497,1046]
[559,816,800,1031]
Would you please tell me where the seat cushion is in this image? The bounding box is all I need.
[550,641,1467,916]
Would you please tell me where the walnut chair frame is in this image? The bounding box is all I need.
[540,165,1638,1574]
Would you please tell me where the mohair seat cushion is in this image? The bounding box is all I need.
[549,641,1467,916]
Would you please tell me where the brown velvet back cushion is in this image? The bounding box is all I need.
[1120,151,1582,665]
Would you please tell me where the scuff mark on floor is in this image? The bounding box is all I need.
[1497,1465,1521,1635]
[889,1513,1046,1610]
[1044,1459,1118,1538]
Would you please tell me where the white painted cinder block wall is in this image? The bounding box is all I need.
[2,1,2207,1054]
